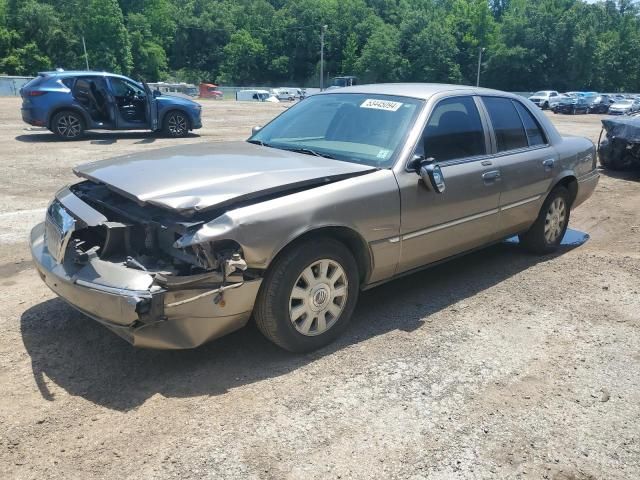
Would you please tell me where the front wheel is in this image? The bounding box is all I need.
[519,186,570,254]
[162,110,190,137]
[254,238,359,352]
[51,110,84,140]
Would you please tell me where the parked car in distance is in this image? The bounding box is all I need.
[30,83,598,352]
[272,87,302,101]
[20,71,202,139]
[551,93,572,105]
[608,98,640,115]
[236,89,280,102]
[147,82,198,97]
[552,96,590,114]
[528,90,560,109]
[587,94,613,114]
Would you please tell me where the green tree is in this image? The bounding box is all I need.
[1,41,50,74]
[81,0,132,73]
[218,29,267,84]
[341,33,358,75]
[356,21,407,82]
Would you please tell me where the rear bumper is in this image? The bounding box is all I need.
[574,170,599,209]
[30,222,261,349]
[21,107,46,126]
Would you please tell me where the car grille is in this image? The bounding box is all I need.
[45,201,76,263]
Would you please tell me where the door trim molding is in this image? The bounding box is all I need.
[389,194,541,243]
[500,195,541,211]
[402,208,500,241]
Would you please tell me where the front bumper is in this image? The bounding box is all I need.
[190,110,202,129]
[30,222,261,349]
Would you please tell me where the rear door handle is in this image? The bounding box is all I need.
[543,158,555,170]
[482,170,501,182]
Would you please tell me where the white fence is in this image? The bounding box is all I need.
[0,75,529,98]
[0,76,33,96]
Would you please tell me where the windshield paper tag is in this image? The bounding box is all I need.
[360,99,403,112]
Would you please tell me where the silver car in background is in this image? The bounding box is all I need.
[528,90,560,109]
[607,98,640,115]
[30,84,599,352]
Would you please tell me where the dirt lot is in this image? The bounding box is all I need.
[0,97,638,480]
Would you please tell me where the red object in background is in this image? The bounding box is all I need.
[199,83,223,99]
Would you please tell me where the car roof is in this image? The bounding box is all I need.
[38,71,135,82]
[317,83,522,101]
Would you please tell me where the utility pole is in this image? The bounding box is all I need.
[82,36,90,71]
[320,25,327,90]
[476,47,485,87]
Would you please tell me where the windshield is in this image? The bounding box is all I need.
[250,93,423,167]
[533,91,548,96]
[615,100,633,105]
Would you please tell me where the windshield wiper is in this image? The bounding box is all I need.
[282,147,335,159]
[247,139,270,147]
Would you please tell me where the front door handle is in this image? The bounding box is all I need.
[482,170,501,182]
[543,158,555,170]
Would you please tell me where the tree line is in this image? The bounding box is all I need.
[1,0,640,92]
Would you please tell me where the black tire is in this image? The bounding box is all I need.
[162,110,190,138]
[543,101,549,110]
[254,237,359,353]
[519,186,571,254]
[51,110,85,140]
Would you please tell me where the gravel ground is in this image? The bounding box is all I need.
[0,97,638,480]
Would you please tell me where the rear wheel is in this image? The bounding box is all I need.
[254,238,359,352]
[162,110,190,137]
[519,186,570,254]
[51,110,84,140]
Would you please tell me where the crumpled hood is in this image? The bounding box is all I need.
[73,141,376,215]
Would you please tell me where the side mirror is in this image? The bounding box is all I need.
[152,89,161,98]
[251,126,262,135]
[419,161,446,194]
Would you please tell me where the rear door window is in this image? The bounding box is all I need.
[60,77,75,89]
[420,96,486,162]
[482,97,528,152]
[513,101,546,146]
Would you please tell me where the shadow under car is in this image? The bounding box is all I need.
[20,230,588,411]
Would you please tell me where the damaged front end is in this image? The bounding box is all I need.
[598,117,640,170]
[30,182,262,349]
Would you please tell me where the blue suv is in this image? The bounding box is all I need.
[20,71,203,139]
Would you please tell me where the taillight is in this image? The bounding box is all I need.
[28,91,47,96]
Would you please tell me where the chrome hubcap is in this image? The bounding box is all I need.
[544,197,567,243]
[289,259,348,336]
[57,115,81,138]
[168,114,187,135]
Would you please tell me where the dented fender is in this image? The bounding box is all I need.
[174,169,402,284]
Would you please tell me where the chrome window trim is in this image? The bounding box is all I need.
[484,144,551,160]
[511,98,549,146]
[403,93,491,172]
[478,95,552,155]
